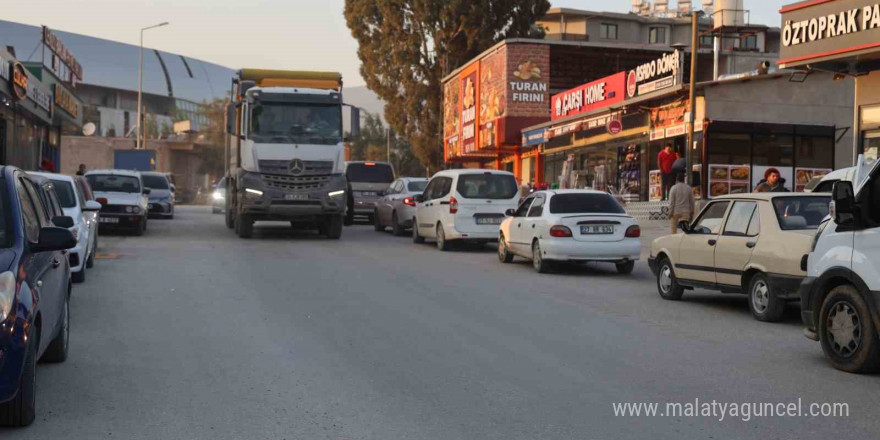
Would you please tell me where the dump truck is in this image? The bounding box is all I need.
[224,69,359,238]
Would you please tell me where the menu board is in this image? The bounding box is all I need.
[617,144,641,199]
[795,168,832,192]
[649,170,662,201]
[709,164,750,198]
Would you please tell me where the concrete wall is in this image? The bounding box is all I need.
[704,72,855,168]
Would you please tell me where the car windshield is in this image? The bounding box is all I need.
[773,196,831,230]
[549,193,626,214]
[86,175,141,193]
[249,102,341,145]
[346,163,394,183]
[142,175,169,190]
[50,180,77,208]
[456,174,517,199]
[407,181,428,192]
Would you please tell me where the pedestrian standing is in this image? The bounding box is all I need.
[668,172,695,234]
[657,144,679,200]
[754,168,789,193]
[76,164,87,176]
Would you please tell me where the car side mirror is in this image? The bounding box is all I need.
[169,184,176,193]
[52,216,74,228]
[84,200,102,211]
[678,220,691,233]
[505,208,516,217]
[143,188,152,196]
[831,180,855,225]
[32,227,76,253]
[414,194,425,203]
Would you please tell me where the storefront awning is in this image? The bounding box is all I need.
[542,126,648,155]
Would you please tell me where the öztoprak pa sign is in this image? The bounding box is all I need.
[778,0,880,69]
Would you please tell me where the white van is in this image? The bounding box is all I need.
[412,169,519,251]
[801,155,880,373]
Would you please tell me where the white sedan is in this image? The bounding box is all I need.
[497,190,641,273]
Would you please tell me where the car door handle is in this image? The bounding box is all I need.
[439,201,450,205]
[708,239,717,246]
[746,241,756,248]
[531,224,536,228]
[517,223,521,227]
[52,258,61,268]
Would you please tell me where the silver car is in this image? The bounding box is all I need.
[374,177,428,235]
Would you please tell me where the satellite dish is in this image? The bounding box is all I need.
[82,122,97,137]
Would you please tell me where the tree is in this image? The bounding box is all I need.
[345,0,550,171]
[197,98,229,177]
[348,112,386,161]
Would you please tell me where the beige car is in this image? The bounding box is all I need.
[647,193,830,322]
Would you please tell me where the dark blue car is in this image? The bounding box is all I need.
[0,166,76,427]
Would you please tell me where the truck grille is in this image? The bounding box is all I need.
[262,174,331,191]
[259,160,333,176]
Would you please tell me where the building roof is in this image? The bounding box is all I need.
[0,20,232,103]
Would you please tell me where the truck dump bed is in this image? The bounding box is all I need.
[238,69,342,91]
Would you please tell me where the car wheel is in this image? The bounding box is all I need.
[616,260,635,274]
[412,218,425,244]
[133,220,145,236]
[819,284,880,373]
[42,293,69,363]
[325,215,343,239]
[436,223,450,251]
[498,234,514,263]
[748,273,784,322]
[373,210,384,232]
[532,240,551,273]
[0,323,37,426]
[236,211,253,239]
[391,212,404,236]
[656,257,684,300]
[72,267,86,283]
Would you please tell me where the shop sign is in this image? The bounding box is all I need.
[461,70,478,154]
[510,60,547,103]
[626,50,681,99]
[28,82,52,113]
[43,26,83,81]
[551,72,625,120]
[521,127,547,146]
[548,112,619,138]
[779,0,880,69]
[607,119,623,135]
[54,84,78,118]
[665,124,687,138]
[10,62,28,101]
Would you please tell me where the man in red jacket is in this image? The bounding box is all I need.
[657,144,679,201]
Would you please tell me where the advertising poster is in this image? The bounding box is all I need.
[460,70,478,154]
[752,166,794,192]
[649,170,662,201]
[709,164,751,198]
[478,50,505,150]
[442,79,461,159]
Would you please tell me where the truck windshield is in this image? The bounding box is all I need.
[249,102,341,145]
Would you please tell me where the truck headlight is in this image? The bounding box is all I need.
[328,190,345,198]
[212,191,225,201]
[0,271,15,322]
[246,188,263,196]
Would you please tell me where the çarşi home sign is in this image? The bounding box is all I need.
[778,0,880,69]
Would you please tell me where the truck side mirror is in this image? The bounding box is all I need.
[831,180,855,225]
[226,103,236,135]
[239,80,255,97]
[349,106,361,139]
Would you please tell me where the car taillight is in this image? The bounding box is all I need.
[625,225,641,238]
[96,197,108,206]
[449,196,458,214]
[549,225,572,237]
[403,197,415,207]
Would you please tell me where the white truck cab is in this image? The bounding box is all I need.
[801,155,880,373]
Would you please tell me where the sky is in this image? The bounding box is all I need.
[4,0,788,88]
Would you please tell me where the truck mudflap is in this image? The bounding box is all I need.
[236,171,347,220]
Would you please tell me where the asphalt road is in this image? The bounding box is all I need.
[4,206,879,439]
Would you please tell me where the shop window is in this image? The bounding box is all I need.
[795,136,833,168]
[740,35,758,51]
[864,130,880,162]
[707,132,749,166]
[600,23,618,40]
[649,27,666,44]
[752,133,794,167]
[700,35,714,48]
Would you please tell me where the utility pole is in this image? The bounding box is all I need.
[686,11,700,187]
[386,127,391,164]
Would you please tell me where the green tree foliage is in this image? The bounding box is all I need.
[197,98,229,177]
[350,112,427,177]
[345,0,550,171]
[348,112,386,161]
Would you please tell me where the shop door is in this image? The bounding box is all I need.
[676,201,730,284]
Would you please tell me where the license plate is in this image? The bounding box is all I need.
[476,217,502,225]
[284,194,309,201]
[99,217,119,224]
[580,225,614,234]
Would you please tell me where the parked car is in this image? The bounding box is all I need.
[141,172,174,219]
[30,173,102,283]
[0,166,77,427]
[212,177,227,214]
[498,190,641,273]
[648,193,831,322]
[412,169,519,251]
[373,177,428,235]
[85,170,150,235]
[801,157,880,373]
[345,161,395,225]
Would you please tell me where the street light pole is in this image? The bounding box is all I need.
[137,21,169,150]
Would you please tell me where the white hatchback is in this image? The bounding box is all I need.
[412,170,519,251]
[498,190,641,273]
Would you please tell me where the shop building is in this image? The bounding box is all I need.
[778,0,880,162]
[521,49,853,200]
[0,47,57,170]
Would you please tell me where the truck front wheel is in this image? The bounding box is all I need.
[325,215,343,239]
[236,211,253,239]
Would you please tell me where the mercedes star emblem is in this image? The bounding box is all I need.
[289,159,306,175]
